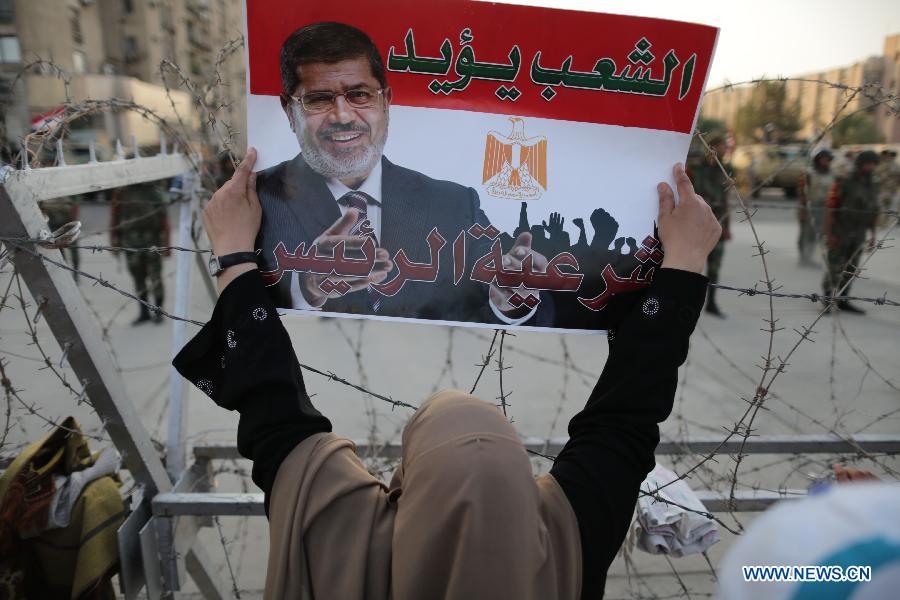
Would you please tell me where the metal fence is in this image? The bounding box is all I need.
[2,152,899,598]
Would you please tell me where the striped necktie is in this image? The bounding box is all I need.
[337,191,382,311]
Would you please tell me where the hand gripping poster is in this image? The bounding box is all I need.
[243,0,718,333]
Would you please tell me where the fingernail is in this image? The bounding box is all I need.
[657,182,666,193]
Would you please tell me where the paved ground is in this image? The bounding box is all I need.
[1,188,897,597]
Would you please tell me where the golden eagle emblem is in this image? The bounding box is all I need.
[482,117,547,200]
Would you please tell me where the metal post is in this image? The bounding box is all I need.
[166,170,198,481]
[0,157,227,599]
[0,181,171,492]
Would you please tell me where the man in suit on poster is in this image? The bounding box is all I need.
[254,21,551,325]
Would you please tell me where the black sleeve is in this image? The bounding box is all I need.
[172,269,332,515]
[549,268,707,599]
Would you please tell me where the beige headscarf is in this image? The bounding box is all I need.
[265,389,581,600]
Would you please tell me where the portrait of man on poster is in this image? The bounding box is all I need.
[254,21,552,325]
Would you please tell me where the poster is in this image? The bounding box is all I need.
[243,0,718,333]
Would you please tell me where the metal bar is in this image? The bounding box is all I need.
[3,154,191,201]
[186,545,230,600]
[192,434,900,462]
[153,489,806,515]
[655,434,900,455]
[139,517,164,600]
[166,171,198,481]
[156,517,181,595]
[190,195,219,304]
[2,159,226,598]
[164,459,224,600]
[694,489,806,512]
[0,183,171,492]
[154,493,266,517]
[118,486,150,600]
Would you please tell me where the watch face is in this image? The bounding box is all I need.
[208,256,221,276]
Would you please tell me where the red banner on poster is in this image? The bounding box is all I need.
[247,0,717,134]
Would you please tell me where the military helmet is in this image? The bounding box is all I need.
[855,150,879,167]
[813,149,833,162]
[705,131,727,146]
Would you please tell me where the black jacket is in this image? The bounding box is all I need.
[173,267,707,599]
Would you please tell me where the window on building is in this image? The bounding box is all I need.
[124,36,139,62]
[122,0,134,14]
[0,0,15,24]
[70,8,83,45]
[160,6,171,31]
[73,51,87,74]
[0,36,21,63]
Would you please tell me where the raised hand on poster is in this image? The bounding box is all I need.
[657,163,722,274]
[203,148,262,292]
[544,212,565,236]
[298,210,394,308]
[489,232,549,314]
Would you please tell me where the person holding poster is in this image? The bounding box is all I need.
[255,22,551,326]
[175,148,721,598]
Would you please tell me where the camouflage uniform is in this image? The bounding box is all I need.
[874,156,900,223]
[823,156,879,310]
[38,196,81,277]
[797,164,835,265]
[110,182,170,323]
[688,155,731,314]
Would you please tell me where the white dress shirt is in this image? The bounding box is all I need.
[288,162,535,325]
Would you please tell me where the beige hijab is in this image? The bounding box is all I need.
[265,389,581,599]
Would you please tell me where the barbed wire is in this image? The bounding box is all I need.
[709,281,899,307]
[1,48,899,599]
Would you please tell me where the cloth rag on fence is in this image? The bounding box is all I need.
[631,463,719,557]
[0,416,124,599]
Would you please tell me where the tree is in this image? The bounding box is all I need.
[694,117,727,138]
[829,112,884,147]
[733,81,802,143]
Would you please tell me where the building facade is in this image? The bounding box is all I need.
[702,33,900,145]
[0,0,246,161]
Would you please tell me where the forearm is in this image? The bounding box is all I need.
[173,269,331,512]
[550,268,707,597]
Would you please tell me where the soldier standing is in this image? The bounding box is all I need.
[874,149,900,226]
[796,149,835,267]
[822,150,880,314]
[110,181,170,324]
[687,133,732,317]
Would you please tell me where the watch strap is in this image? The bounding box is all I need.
[214,251,259,275]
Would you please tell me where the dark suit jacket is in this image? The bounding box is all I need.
[255,153,551,324]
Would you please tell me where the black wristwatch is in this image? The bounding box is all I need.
[208,251,259,277]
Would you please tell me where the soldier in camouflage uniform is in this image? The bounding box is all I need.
[38,196,81,280]
[796,149,835,267]
[687,133,732,317]
[874,149,900,226]
[110,181,170,324]
[822,150,880,314]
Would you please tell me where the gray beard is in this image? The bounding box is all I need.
[293,104,388,182]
